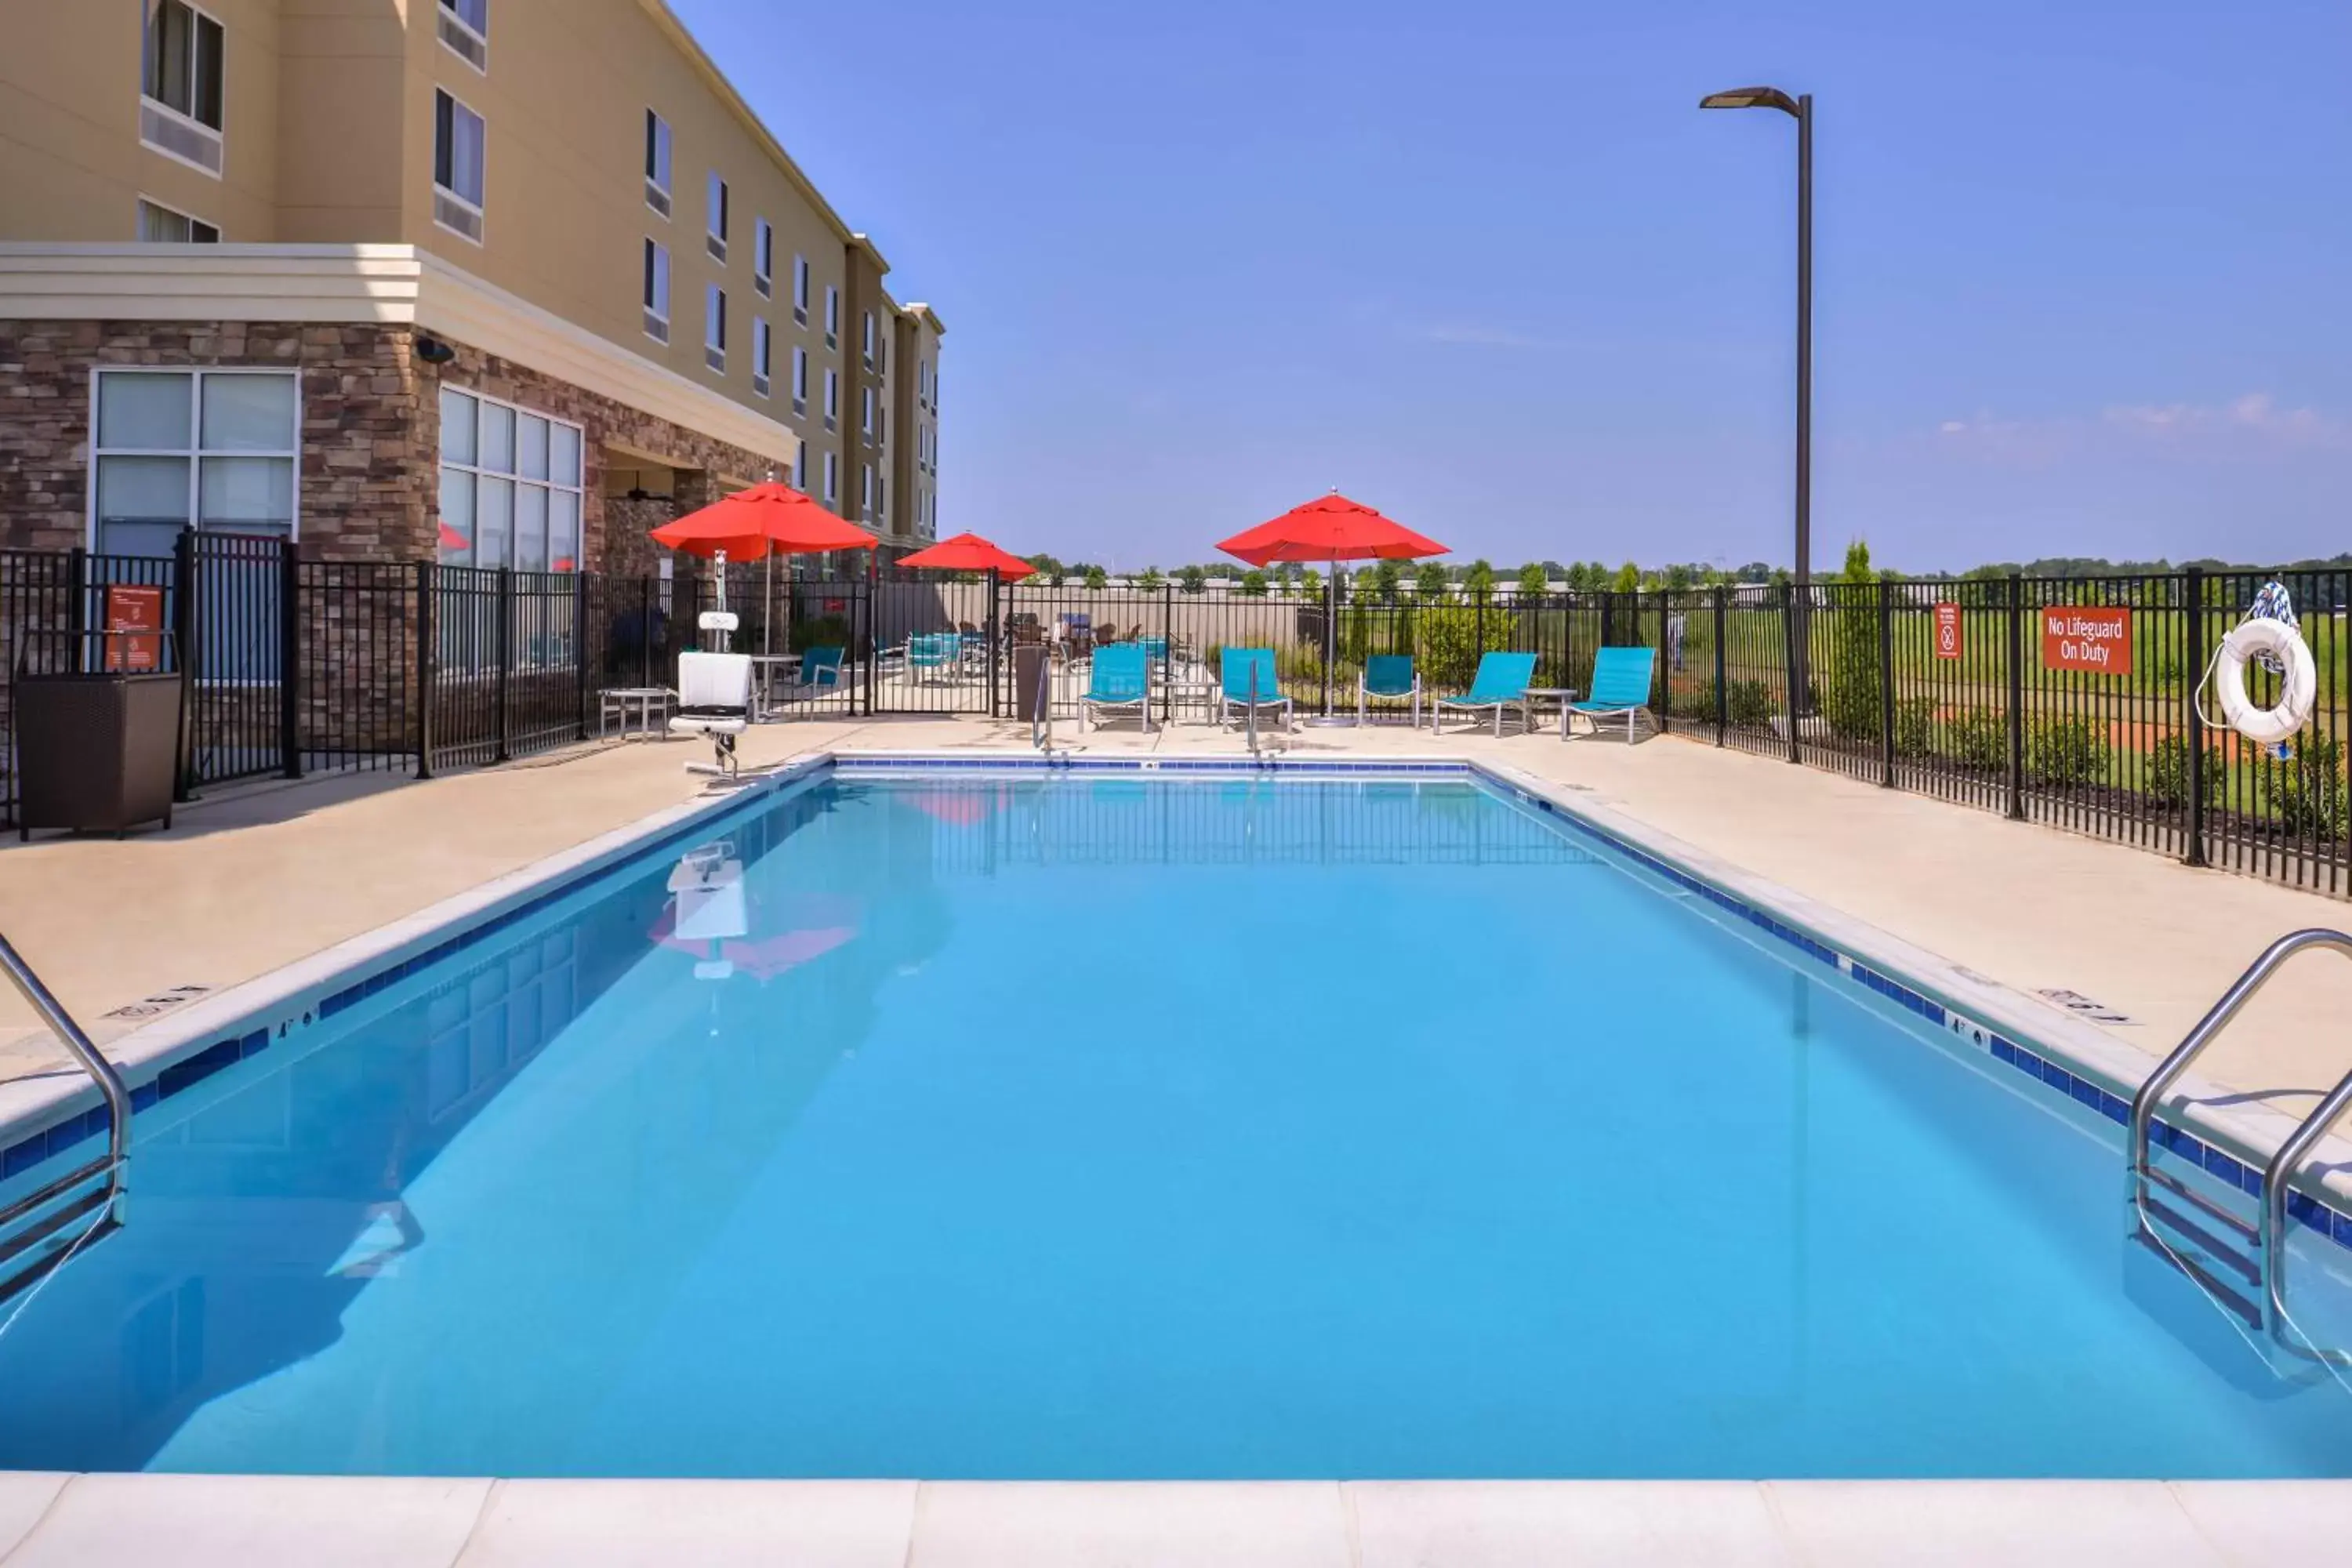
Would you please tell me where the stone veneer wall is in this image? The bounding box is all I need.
[0,321,434,558]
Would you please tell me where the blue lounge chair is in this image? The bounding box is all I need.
[1569,646,1657,741]
[908,631,961,683]
[1357,653,1421,727]
[1080,642,1153,731]
[1217,648,1291,731]
[1432,652,1538,736]
[795,645,844,691]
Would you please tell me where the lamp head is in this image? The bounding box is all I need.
[1700,86,1802,117]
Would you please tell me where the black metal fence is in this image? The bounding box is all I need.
[6,543,2348,898]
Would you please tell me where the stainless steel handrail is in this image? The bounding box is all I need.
[2127,927,2352,1355]
[0,931,132,1301]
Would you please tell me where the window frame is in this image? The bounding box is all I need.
[753,219,773,297]
[704,282,727,372]
[822,367,838,431]
[136,196,220,244]
[643,238,673,343]
[706,172,729,262]
[432,87,488,242]
[792,255,810,325]
[139,0,227,173]
[793,437,808,491]
[436,0,489,71]
[790,345,808,415]
[822,450,839,504]
[86,366,302,550]
[751,316,771,397]
[644,109,673,217]
[824,285,839,347]
[434,381,586,574]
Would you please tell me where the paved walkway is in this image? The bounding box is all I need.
[0,1472,2343,1566]
[5,716,2349,1119]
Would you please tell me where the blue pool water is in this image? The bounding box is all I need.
[3,770,2350,1479]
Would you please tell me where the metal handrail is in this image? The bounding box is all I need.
[0,931,131,1301]
[2128,927,2352,1356]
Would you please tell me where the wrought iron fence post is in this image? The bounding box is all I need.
[987,570,1001,719]
[1780,583,1802,764]
[638,575,653,688]
[862,578,876,717]
[573,570,591,742]
[2184,567,2208,866]
[1877,578,1896,787]
[493,566,513,763]
[66,545,89,673]
[169,529,196,800]
[1600,590,1614,649]
[1319,575,1333,716]
[416,560,436,779]
[2005,572,2026,818]
[1713,585,1729,746]
[279,539,302,779]
[1163,582,1176,723]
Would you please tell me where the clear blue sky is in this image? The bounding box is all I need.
[673,0,2349,573]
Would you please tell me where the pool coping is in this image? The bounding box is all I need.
[5,745,2351,1250]
[2,1474,2348,1566]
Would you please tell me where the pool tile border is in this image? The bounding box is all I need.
[6,748,2350,1262]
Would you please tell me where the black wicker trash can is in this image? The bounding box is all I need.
[14,652,184,840]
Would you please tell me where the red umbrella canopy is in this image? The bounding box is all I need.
[894,532,1036,579]
[1217,492,1446,567]
[649,481,877,559]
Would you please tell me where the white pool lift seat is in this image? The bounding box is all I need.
[670,612,753,778]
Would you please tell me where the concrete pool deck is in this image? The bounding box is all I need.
[5,714,2352,1120]
[0,1473,2346,1566]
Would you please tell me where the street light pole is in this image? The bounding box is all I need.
[1702,85,1813,714]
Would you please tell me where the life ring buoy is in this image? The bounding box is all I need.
[2215,617,2315,745]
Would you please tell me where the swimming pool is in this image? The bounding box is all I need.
[3,764,2350,1479]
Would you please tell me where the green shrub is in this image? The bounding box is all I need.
[2027,716,2112,787]
[1893,697,1937,760]
[2270,731,2349,840]
[1823,543,1882,741]
[789,614,851,653]
[1726,679,1774,728]
[1414,604,1519,689]
[1947,707,2007,770]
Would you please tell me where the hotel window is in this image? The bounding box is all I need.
[860,387,873,440]
[877,406,887,450]
[792,438,808,491]
[752,317,771,397]
[93,369,298,556]
[790,346,808,414]
[919,357,931,405]
[753,220,773,297]
[823,286,839,347]
[792,256,809,325]
[861,310,875,367]
[931,362,941,412]
[437,0,488,71]
[822,368,838,431]
[642,238,670,342]
[860,463,873,518]
[140,1,224,176]
[432,89,486,242]
[437,386,584,572]
[704,285,727,373]
[138,198,219,244]
[706,172,728,262]
[877,336,887,377]
[644,109,672,216]
[877,474,887,523]
[822,450,838,503]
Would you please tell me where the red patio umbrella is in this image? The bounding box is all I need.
[651,482,876,653]
[893,531,1036,580]
[1218,493,1447,712]
[1216,492,1446,568]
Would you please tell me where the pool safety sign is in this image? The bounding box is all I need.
[2041,606,2132,673]
[103,583,165,671]
[1933,602,1963,660]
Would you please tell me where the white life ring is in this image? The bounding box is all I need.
[2215,617,2315,745]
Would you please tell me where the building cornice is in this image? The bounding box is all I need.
[904,302,946,338]
[0,244,796,466]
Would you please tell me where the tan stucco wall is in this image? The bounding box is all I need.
[0,0,285,242]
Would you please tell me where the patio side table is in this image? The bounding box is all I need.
[601,686,675,739]
[1523,687,1579,739]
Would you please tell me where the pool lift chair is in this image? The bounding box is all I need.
[669,840,746,985]
[2128,927,2352,1369]
[670,609,755,780]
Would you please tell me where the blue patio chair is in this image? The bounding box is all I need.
[908,632,960,683]
[1080,642,1153,731]
[797,645,845,690]
[1357,653,1421,728]
[1568,646,1657,742]
[1432,652,1538,737]
[1216,648,1291,731]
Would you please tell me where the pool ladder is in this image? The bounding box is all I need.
[2127,928,2352,1367]
[0,931,132,1307]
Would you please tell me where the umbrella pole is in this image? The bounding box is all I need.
[1327,556,1338,718]
[764,551,773,659]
